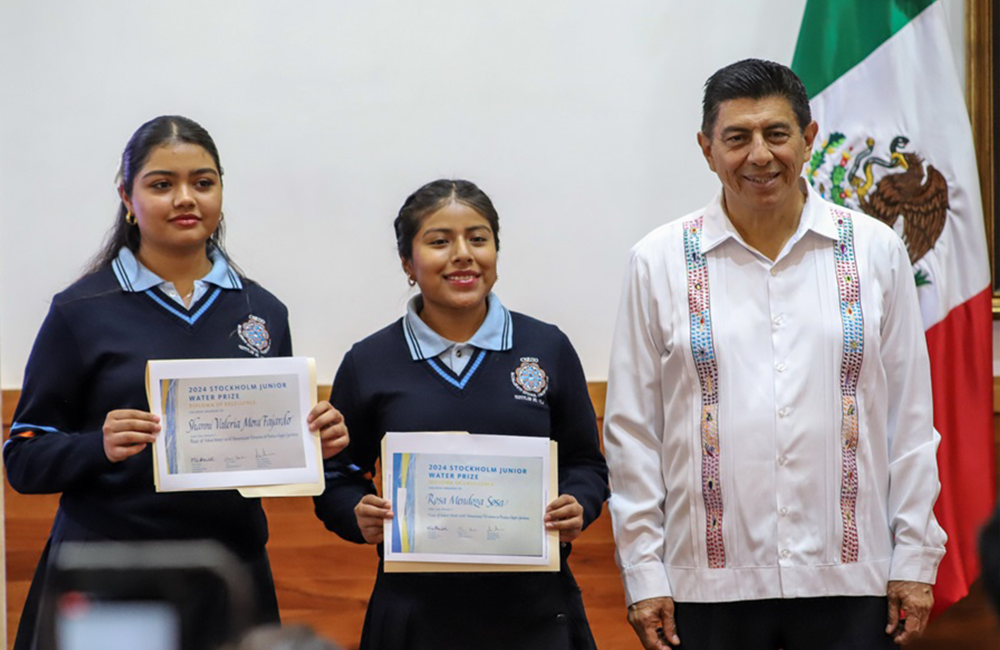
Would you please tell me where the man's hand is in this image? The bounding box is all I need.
[886,580,933,645]
[627,597,680,649]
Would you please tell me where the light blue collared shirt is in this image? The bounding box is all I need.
[111,246,242,307]
[402,293,513,373]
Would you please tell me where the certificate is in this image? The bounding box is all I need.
[146,357,323,495]
[382,432,559,572]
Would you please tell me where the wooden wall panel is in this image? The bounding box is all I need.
[3,385,1000,649]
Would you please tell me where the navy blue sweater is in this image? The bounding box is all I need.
[314,311,608,542]
[313,312,609,650]
[4,264,291,558]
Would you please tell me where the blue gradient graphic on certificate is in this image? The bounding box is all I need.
[163,379,179,474]
[389,451,544,557]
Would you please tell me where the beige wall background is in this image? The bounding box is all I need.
[0,0,969,390]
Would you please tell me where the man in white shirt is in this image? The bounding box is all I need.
[604,59,946,649]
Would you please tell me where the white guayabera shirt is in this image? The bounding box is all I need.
[603,182,946,605]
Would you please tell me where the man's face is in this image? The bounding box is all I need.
[697,95,818,219]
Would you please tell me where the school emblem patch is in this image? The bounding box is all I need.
[511,357,548,403]
[237,315,272,356]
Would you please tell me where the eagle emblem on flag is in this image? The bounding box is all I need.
[807,133,950,285]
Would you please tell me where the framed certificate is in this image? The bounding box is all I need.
[382,432,559,573]
[145,357,323,496]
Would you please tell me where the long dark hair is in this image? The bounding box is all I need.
[85,115,240,275]
[393,179,501,263]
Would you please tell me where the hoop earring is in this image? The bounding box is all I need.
[125,211,137,225]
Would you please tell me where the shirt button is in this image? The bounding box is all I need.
[770,267,779,276]
[773,315,784,326]
[456,350,462,357]
[778,455,788,466]
[778,407,790,418]
[780,549,791,559]
[780,507,789,516]
[775,362,786,372]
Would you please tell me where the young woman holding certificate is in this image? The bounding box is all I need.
[4,116,349,650]
[314,179,609,650]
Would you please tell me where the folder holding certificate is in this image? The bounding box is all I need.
[146,357,324,496]
[382,431,560,572]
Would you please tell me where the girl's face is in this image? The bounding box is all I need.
[122,142,222,258]
[403,201,498,320]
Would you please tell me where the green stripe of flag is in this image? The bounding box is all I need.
[792,0,936,98]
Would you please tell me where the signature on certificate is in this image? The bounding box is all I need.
[426,525,448,540]
[486,525,505,541]
[223,454,247,470]
[255,448,276,468]
[189,456,215,473]
[457,526,477,539]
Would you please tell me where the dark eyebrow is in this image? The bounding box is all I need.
[141,168,219,179]
[422,225,491,236]
[719,126,749,137]
[720,121,793,137]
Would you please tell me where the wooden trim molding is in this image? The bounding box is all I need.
[1,390,16,429]
[966,0,999,315]
[7,380,1000,423]
[1,384,610,429]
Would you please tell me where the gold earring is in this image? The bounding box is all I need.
[125,210,137,225]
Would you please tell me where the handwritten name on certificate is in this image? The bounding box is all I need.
[383,432,552,567]
[147,358,322,493]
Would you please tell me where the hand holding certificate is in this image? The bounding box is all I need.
[382,432,559,572]
[146,357,325,495]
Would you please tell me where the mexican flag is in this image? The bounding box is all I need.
[793,0,995,616]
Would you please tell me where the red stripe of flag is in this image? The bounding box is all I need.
[925,287,995,616]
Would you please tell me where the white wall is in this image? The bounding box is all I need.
[0,0,973,387]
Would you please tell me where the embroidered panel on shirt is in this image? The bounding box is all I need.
[832,209,864,564]
[683,215,725,569]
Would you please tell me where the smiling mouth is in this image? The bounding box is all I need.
[745,172,780,185]
[444,274,480,286]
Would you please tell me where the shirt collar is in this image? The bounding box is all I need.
[699,178,838,255]
[402,293,513,361]
[111,246,243,293]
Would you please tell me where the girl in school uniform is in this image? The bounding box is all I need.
[314,179,608,650]
[4,115,349,650]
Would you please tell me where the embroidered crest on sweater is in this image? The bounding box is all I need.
[511,357,549,403]
[237,315,272,356]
